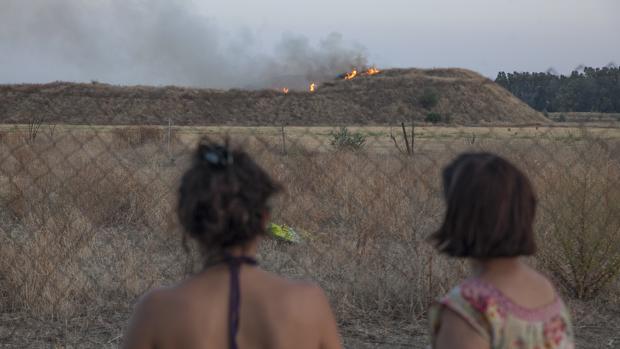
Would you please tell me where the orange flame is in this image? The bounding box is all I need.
[281,87,289,94]
[342,67,380,80]
[344,69,358,80]
[364,67,380,75]
[310,83,317,92]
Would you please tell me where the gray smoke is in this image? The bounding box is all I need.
[0,0,367,89]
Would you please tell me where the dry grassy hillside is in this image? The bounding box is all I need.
[0,68,548,126]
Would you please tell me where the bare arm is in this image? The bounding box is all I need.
[434,308,489,349]
[122,292,160,349]
[315,288,343,349]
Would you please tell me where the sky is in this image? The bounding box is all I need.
[1,0,618,87]
[201,0,619,74]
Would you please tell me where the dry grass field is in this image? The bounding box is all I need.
[549,112,620,124]
[1,124,619,348]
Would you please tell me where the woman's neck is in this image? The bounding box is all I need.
[471,257,524,278]
[201,239,261,270]
[226,238,260,258]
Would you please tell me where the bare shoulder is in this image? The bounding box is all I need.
[263,272,333,314]
[534,269,556,289]
[525,267,558,298]
[130,288,159,316]
[141,285,180,309]
[279,275,328,300]
[123,288,174,348]
[129,284,194,328]
[293,281,332,309]
[267,275,342,347]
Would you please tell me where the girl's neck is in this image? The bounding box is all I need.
[471,257,524,278]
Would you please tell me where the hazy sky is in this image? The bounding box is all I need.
[201,0,619,75]
[1,0,618,87]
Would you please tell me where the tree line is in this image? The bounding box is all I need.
[495,65,620,113]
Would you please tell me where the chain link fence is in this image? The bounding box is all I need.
[1,119,620,348]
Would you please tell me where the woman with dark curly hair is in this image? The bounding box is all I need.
[123,139,342,349]
[429,153,574,349]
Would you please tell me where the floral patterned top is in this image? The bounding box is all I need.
[429,278,574,349]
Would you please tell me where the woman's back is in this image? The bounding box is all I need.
[430,265,574,349]
[122,139,342,349]
[125,264,340,349]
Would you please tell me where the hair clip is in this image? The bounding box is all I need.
[202,145,233,168]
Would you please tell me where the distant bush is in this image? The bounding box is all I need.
[329,127,366,151]
[425,112,442,124]
[557,114,567,122]
[419,88,439,109]
[537,142,620,300]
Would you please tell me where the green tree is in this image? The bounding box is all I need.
[495,66,620,113]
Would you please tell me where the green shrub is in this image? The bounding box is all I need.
[329,127,366,151]
[425,112,442,124]
[419,88,439,109]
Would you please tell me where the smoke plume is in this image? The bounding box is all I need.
[0,0,367,89]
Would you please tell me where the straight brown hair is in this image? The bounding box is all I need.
[431,152,537,258]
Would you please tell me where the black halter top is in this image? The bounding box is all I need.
[222,254,258,349]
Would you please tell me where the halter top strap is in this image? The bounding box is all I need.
[222,254,258,349]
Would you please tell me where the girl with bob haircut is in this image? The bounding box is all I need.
[429,153,574,349]
[123,139,342,349]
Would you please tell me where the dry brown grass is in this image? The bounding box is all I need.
[0,133,182,320]
[0,125,619,347]
[0,68,547,126]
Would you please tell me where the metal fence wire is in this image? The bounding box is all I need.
[1,119,620,348]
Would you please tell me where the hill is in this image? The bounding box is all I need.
[0,68,548,126]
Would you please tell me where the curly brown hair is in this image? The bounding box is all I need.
[177,138,282,256]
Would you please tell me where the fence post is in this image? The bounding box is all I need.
[281,125,287,155]
[411,118,415,157]
[167,118,172,160]
[401,122,411,156]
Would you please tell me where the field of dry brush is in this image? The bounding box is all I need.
[1,125,619,348]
